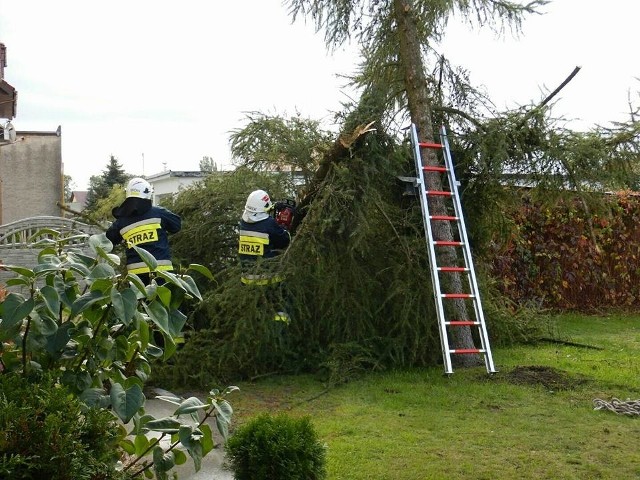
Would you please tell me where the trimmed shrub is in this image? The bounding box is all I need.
[0,374,128,480]
[489,192,640,311]
[225,413,327,480]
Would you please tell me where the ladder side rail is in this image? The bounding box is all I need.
[439,126,497,373]
[411,124,453,374]
[438,129,476,308]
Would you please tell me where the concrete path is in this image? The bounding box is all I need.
[143,389,234,480]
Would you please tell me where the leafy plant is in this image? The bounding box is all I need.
[0,373,127,480]
[225,413,327,480]
[0,228,237,479]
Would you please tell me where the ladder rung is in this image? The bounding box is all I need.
[425,190,452,196]
[433,241,463,247]
[423,166,448,172]
[430,215,458,221]
[418,142,443,149]
[446,321,479,326]
[441,293,474,299]
[438,267,468,272]
[450,348,485,354]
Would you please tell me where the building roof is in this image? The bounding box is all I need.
[70,190,88,206]
[0,78,17,119]
[0,43,16,119]
[146,170,207,181]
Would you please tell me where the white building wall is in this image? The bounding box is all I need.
[146,171,206,205]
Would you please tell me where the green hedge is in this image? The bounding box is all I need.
[488,191,640,311]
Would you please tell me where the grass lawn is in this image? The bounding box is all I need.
[222,313,640,479]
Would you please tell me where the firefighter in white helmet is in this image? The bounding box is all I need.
[106,177,181,284]
[238,189,292,322]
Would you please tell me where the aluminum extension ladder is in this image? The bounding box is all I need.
[410,123,496,375]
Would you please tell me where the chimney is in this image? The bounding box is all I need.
[0,43,6,80]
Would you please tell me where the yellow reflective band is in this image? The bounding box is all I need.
[127,263,174,274]
[273,313,291,324]
[240,275,283,286]
[123,223,161,247]
[239,234,268,256]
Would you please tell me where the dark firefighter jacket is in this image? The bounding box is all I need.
[106,197,182,275]
[238,216,290,285]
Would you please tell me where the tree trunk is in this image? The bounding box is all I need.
[393,0,479,366]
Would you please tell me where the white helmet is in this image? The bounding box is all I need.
[242,189,273,222]
[126,177,153,200]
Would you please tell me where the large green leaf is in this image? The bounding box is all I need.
[143,300,169,335]
[131,413,156,436]
[119,438,136,455]
[121,288,138,324]
[127,273,147,297]
[136,315,150,350]
[161,332,176,361]
[90,278,113,293]
[68,262,92,277]
[37,248,59,262]
[80,388,110,409]
[213,400,233,440]
[112,288,137,327]
[89,233,114,254]
[168,309,187,336]
[134,433,151,456]
[179,425,204,472]
[155,270,184,290]
[153,447,175,480]
[0,294,34,332]
[45,322,73,355]
[66,251,98,267]
[70,290,109,318]
[39,285,60,317]
[169,287,186,310]
[54,275,75,308]
[1,265,35,277]
[156,285,172,308]
[32,314,58,336]
[145,417,181,433]
[89,263,116,279]
[173,449,188,466]
[111,289,125,322]
[200,423,215,456]
[187,263,214,280]
[132,244,158,271]
[5,277,30,287]
[180,275,202,301]
[174,396,207,416]
[110,382,145,423]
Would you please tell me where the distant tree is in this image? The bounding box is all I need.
[200,156,218,172]
[229,112,333,189]
[92,184,126,225]
[85,155,130,212]
[63,174,75,202]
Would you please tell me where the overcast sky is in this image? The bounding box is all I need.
[1,0,638,190]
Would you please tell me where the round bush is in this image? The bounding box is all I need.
[225,413,327,480]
